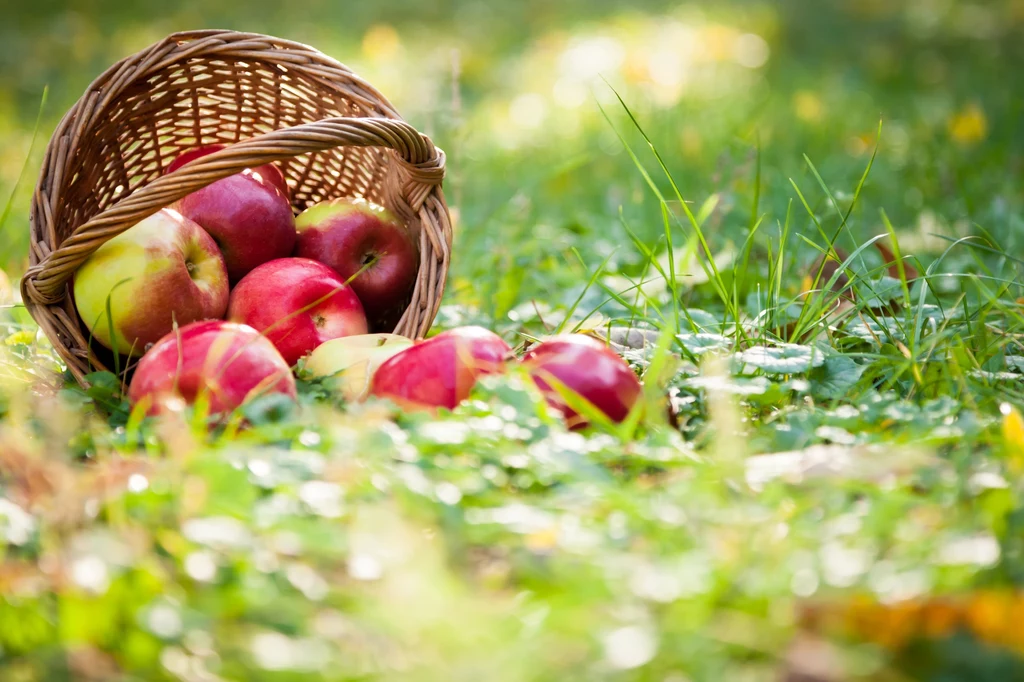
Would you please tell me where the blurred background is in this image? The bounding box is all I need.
[3,6,1024,679]
[2,0,1023,318]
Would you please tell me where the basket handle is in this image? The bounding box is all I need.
[22,116,445,307]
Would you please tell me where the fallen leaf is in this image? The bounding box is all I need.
[873,239,919,283]
[806,254,853,301]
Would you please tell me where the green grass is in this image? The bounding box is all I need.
[3,1,1024,680]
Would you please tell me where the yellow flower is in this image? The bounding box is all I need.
[965,591,1012,645]
[1001,403,1024,473]
[680,125,703,158]
[1007,597,1024,653]
[793,91,823,123]
[362,24,401,62]
[919,600,959,639]
[0,267,10,304]
[525,526,559,553]
[947,102,988,146]
[700,24,739,62]
[846,132,875,157]
[4,330,35,347]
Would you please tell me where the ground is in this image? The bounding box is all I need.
[2,1,1024,680]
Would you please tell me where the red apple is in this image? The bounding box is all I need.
[73,208,229,356]
[521,334,643,429]
[370,326,511,411]
[295,198,419,331]
[166,144,289,197]
[227,257,368,366]
[128,320,296,416]
[168,147,295,282]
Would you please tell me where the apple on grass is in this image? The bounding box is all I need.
[295,198,419,331]
[228,257,368,366]
[370,326,511,411]
[304,333,414,401]
[128,320,296,417]
[168,146,295,282]
[521,334,643,429]
[73,208,228,356]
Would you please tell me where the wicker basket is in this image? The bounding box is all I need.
[19,29,450,387]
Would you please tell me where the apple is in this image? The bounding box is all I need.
[73,208,228,356]
[128,320,296,416]
[166,144,289,197]
[227,257,368,366]
[295,198,419,331]
[370,326,510,411]
[304,333,414,401]
[521,334,643,429]
[168,147,295,282]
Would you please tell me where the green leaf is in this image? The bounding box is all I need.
[859,275,904,307]
[241,393,298,425]
[683,374,772,396]
[186,458,258,518]
[676,333,730,355]
[81,371,131,424]
[810,353,865,400]
[1005,356,1024,373]
[59,593,118,645]
[679,309,726,333]
[0,87,47,236]
[738,344,825,374]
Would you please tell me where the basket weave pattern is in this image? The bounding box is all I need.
[20,29,450,385]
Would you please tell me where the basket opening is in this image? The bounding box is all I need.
[54,55,398,250]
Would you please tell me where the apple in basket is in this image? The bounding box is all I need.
[167,145,295,282]
[304,333,414,401]
[128,320,296,416]
[295,198,419,331]
[228,257,368,366]
[370,326,511,411]
[521,334,643,429]
[166,144,290,197]
[73,208,228,356]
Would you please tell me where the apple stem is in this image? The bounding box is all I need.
[345,253,383,286]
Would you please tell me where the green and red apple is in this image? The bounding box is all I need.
[370,326,511,411]
[73,208,229,356]
[305,333,413,401]
[128,319,296,416]
[295,198,419,331]
[522,334,643,429]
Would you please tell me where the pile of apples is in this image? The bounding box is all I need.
[310,326,645,429]
[74,146,644,427]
